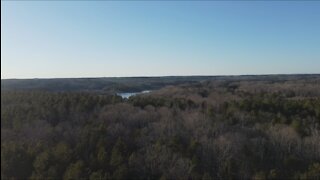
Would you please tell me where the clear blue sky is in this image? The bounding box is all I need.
[1,1,320,79]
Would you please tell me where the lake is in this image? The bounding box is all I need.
[117,90,151,99]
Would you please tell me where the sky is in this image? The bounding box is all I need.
[1,1,320,79]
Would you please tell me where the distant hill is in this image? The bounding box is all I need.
[2,74,319,93]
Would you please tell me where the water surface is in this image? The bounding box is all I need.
[117,90,151,99]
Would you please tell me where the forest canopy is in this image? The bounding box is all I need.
[1,75,320,179]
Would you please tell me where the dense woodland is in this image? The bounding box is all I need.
[1,75,320,179]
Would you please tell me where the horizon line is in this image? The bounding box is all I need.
[2,73,320,80]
